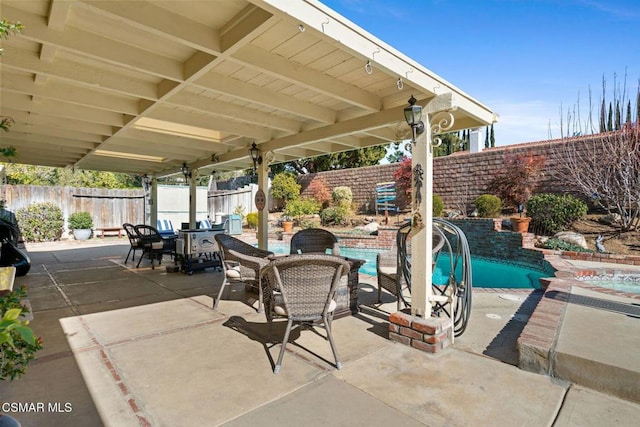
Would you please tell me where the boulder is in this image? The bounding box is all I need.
[355,221,379,233]
[554,231,588,249]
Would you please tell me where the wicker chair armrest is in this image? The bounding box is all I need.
[376,249,397,271]
[228,249,270,272]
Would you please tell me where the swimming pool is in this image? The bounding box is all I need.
[266,243,550,289]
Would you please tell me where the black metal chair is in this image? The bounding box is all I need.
[290,228,339,255]
[214,234,273,312]
[123,223,143,264]
[260,254,350,373]
[134,224,176,269]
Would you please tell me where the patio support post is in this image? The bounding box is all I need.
[150,178,158,227]
[256,153,271,250]
[411,94,456,318]
[189,173,197,229]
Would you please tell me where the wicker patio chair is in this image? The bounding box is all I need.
[260,254,350,373]
[214,234,273,313]
[134,224,176,269]
[123,223,144,264]
[376,221,445,310]
[290,228,339,255]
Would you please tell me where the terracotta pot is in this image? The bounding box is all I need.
[511,217,531,233]
[281,221,294,233]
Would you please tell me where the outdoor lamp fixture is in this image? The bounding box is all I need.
[181,162,191,180]
[249,142,262,173]
[404,95,424,142]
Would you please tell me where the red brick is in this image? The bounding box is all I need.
[389,332,411,345]
[389,311,412,327]
[424,331,449,344]
[399,326,423,340]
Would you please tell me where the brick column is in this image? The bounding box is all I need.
[388,311,452,353]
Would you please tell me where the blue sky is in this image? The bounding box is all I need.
[320,0,640,146]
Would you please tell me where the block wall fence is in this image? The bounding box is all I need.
[298,133,613,214]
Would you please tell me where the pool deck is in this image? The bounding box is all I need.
[2,236,639,426]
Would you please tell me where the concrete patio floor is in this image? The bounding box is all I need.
[2,236,639,426]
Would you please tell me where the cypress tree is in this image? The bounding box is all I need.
[599,99,606,132]
[615,100,621,130]
[607,102,613,131]
[485,126,489,148]
[626,100,632,125]
[490,123,495,147]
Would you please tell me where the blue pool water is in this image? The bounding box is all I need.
[266,243,550,289]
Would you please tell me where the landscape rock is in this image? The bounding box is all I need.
[554,231,588,249]
[355,221,379,233]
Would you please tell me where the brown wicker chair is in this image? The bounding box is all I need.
[134,224,176,269]
[260,254,350,373]
[290,228,339,255]
[214,234,273,313]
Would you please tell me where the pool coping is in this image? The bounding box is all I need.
[517,251,640,378]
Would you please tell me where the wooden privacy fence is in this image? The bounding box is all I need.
[1,185,145,230]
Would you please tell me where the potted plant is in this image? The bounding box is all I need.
[68,211,93,240]
[488,152,545,233]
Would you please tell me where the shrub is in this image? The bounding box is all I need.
[246,212,258,229]
[15,202,64,242]
[306,179,331,208]
[320,204,351,226]
[487,151,545,213]
[270,172,300,206]
[433,194,444,217]
[474,194,502,217]
[539,238,593,253]
[332,186,352,205]
[528,193,588,234]
[393,157,412,194]
[68,211,93,229]
[284,197,321,223]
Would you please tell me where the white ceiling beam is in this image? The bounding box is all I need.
[2,72,138,115]
[4,5,184,81]
[233,45,381,112]
[166,92,300,133]
[2,48,157,100]
[8,122,104,143]
[195,73,335,124]
[75,0,222,54]
[1,108,113,136]
[148,107,273,141]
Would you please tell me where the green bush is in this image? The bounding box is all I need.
[246,212,258,229]
[528,193,588,234]
[68,211,93,229]
[270,172,300,205]
[433,194,444,217]
[474,194,502,217]
[539,238,593,253]
[320,204,351,226]
[332,186,352,204]
[284,197,321,222]
[15,202,64,242]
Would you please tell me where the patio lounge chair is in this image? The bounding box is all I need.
[213,234,273,313]
[134,224,176,269]
[260,254,350,373]
[290,228,340,255]
[123,223,144,264]
[156,219,177,238]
